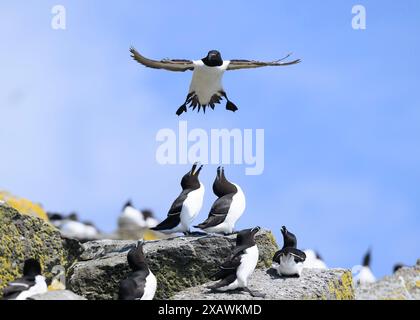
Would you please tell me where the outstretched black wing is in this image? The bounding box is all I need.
[227,53,300,70]
[130,47,194,72]
[273,248,306,264]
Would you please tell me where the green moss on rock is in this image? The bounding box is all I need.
[0,204,80,297]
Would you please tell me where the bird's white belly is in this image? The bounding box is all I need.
[141,271,157,300]
[16,276,48,300]
[180,184,204,228]
[189,61,228,104]
[276,254,303,276]
[354,266,376,285]
[236,245,259,287]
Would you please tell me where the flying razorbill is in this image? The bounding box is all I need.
[130,47,301,115]
[151,163,204,235]
[208,227,265,297]
[273,226,306,277]
[195,166,245,234]
[118,241,157,300]
[2,259,48,300]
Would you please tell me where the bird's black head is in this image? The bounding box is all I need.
[47,213,64,221]
[202,50,223,67]
[181,163,203,190]
[142,209,154,219]
[127,241,148,271]
[362,249,372,267]
[213,166,238,197]
[68,212,79,221]
[393,263,404,273]
[281,226,298,249]
[236,226,260,248]
[23,258,42,277]
[123,200,133,210]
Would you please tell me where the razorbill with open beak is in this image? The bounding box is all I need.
[208,227,264,297]
[2,259,48,300]
[353,249,376,285]
[130,48,300,115]
[118,241,157,300]
[273,226,306,277]
[151,163,204,235]
[195,166,245,235]
[303,249,327,269]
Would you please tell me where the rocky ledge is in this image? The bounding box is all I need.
[172,268,354,300]
[355,260,420,300]
[68,230,278,300]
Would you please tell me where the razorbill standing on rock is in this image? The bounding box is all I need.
[118,241,157,300]
[353,249,376,285]
[2,259,48,300]
[151,163,204,235]
[119,200,146,227]
[273,226,306,277]
[195,167,245,235]
[303,249,327,269]
[208,227,264,297]
[130,48,301,115]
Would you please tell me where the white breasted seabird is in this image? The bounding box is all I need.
[151,163,204,235]
[130,48,300,115]
[208,227,264,297]
[55,212,100,240]
[195,166,245,234]
[119,200,146,227]
[353,249,376,285]
[118,241,157,300]
[273,226,306,277]
[303,249,327,269]
[2,259,48,300]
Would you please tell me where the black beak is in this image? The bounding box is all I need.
[251,226,261,234]
[281,226,287,234]
[191,162,203,176]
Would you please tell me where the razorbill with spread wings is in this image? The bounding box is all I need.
[208,227,264,297]
[195,166,245,234]
[151,163,204,235]
[353,249,376,285]
[118,241,157,300]
[2,259,48,300]
[273,226,306,277]
[130,48,300,115]
[303,249,327,269]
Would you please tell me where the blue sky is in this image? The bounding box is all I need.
[0,1,419,278]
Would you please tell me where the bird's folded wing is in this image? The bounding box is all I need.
[130,47,194,72]
[167,190,189,216]
[227,54,301,70]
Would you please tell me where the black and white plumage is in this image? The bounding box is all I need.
[195,167,245,234]
[303,249,327,269]
[353,249,376,285]
[208,227,263,297]
[273,226,306,277]
[130,48,300,115]
[2,259,47,300]
[151,163,204,235]
[48,212,100,240]
[118,241,157,300]
[118,201,159,229]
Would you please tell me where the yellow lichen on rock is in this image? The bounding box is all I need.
[0,191,49,222]
[328,270,355,300]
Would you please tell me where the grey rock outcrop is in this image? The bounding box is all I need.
[68,229,278,300]
[355,261,420,300]
[172,268,355,300]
